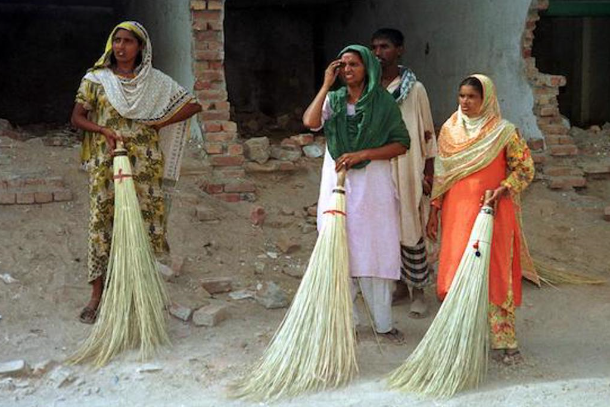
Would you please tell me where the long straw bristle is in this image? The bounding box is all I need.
[535,261,606,286]
[231,187,357,402]
[387,209,494,398]
[67,152,170,367]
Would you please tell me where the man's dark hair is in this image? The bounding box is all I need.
[371,28,404,47]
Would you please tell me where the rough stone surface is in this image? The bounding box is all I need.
[48,367,75,389]
[0,360,29,378]
[169,303,193,322]
[200,277,233,294]
[192,304,229,327]
[195,205,219,221]
[270,145,302,162]
[255,281,289,309]
[303,143,324,158]
[243,137,270,164]
[290,133,314,146]
[32,360,57,377]
[276,236,301,254]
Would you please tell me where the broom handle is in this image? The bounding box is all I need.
[337,168,347,188]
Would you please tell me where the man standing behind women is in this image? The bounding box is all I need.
[71,21,202,324]
[371,28,437,318]
[303,45,410,342]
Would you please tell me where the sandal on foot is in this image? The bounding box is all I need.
[379,328,405,344]
[79,306,98,324]
[502,349,523,365]
[409,297,428,319]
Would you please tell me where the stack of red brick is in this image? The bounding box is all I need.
[522,0,584,189]
[191,0,252,202]
[0,175,72,205]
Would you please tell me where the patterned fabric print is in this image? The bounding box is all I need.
[400,237,429,288]
[489,287,518,350]
[501,132,535,194]
[77,79,169,283]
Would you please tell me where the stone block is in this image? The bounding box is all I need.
[199,181,224,194]
[34,191,53,204]
[215,192,241,202]
[244,161,279,173]
[604,206,610,222]
[227,143,243,156]
[169,303,193,322]
[201,277,233,294]
[206,132,237,143]
[53,189,73,202]
[243,137,270,164]
[16,191,35,204]
[303,143,324,158]
[0,191,16,205]
[209,155,245,167]
[192,304,229,327]
[250,205,266,226]
[276,236,300,254]
[196,205,218,221]
[224,181,255,193]
[290,133,314,146]
[527,138,544,151]
[270,145,302,162]
[255,282,289,309]
[549,144,578,156]
[0,360,29,378]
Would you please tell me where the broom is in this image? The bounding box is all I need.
[387,190,495,398]
[68,141,170,367]
[232,169,357,402]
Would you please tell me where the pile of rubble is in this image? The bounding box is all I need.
[243,133,325,173]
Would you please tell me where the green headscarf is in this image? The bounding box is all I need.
[324,44,409,169]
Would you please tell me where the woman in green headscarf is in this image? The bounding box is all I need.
[303,45,410,342]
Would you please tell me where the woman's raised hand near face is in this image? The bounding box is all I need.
[323,59,343,89]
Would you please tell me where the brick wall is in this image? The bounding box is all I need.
[190,0,254,202]
[523,0,584,189]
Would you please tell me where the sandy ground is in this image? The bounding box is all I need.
[0,132,609,407]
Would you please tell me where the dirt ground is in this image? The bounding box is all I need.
[1,130,609,407]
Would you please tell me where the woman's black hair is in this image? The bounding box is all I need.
[459,76,483,97]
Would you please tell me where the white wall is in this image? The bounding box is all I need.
[324,0,542,139]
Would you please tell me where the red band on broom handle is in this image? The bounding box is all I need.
[113,168,132,183]
[323,210,346,217]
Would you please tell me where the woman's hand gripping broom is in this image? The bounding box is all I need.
[67,140,170,367]
[387,190,495,398]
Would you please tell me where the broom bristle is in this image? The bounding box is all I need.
[535,261,606,286]
[231,188,357,401]
[387,209,493,398]
[68,152,170,367]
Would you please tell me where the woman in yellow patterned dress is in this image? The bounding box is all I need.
[71,21,201,324]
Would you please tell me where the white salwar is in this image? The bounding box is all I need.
[316,98,401,333]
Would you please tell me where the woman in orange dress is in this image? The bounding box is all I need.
[426,74,534,364]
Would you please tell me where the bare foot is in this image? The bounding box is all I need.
[379,328,405,344]
[409,288,428,319]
